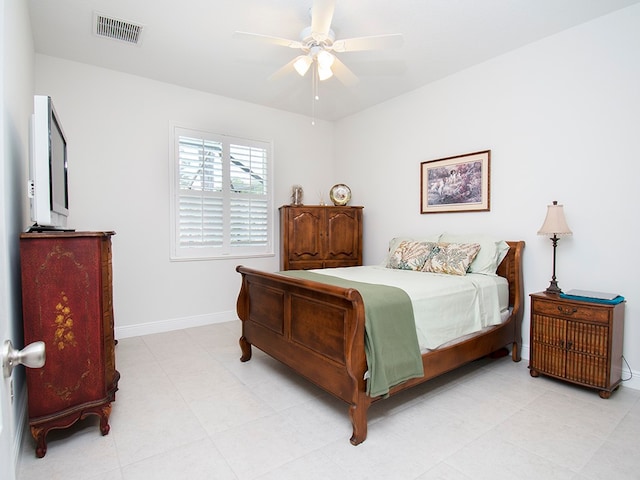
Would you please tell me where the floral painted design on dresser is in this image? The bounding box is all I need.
[53,291,77,350]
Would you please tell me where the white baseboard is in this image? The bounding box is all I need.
[13,384,27,478]
[620,359,640,391]
[621,372,640,391]
[113,324,640,391]
[115,310,238,339]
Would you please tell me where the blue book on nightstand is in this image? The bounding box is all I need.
[560,289,625,305]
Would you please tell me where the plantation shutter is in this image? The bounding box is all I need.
[229,143,269,246]
[178,136,224,248]
[172,128,273,259]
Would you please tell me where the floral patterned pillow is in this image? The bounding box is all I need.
[440,233,510,275]
[386,241,436,271]
[422,242,481,276]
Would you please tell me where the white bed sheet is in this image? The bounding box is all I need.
[310,265,509,351]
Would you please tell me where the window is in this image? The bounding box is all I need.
[170,127,273,260]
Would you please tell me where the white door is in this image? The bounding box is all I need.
[0,13,16,474]
[0,179,16,478]
[0,306,15,480]
[0,175,16,476]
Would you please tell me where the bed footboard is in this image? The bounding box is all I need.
[236,266,372,444]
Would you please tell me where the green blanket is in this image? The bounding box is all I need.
[279,271,424,397]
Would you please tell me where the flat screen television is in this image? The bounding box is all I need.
[28,95,72,232]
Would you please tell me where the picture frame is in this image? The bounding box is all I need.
[420,150,490,214]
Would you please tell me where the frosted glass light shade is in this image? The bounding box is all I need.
[293,55,312,76]
[318,65,333,81]
[316,50,335,68]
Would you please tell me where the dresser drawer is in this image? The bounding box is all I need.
[532,298,610,323]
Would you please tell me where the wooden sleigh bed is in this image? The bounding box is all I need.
[236,240,524,445]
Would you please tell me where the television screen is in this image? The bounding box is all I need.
[49,109,69,214]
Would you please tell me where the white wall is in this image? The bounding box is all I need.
[334,5,640,383]
[34,56,336,337]
[2,0,35,476]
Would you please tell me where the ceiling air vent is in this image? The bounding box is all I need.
[94,13,144,45]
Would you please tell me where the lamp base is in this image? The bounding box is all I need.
[545,280,562,295]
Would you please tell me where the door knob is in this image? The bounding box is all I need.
[1,340,46,378]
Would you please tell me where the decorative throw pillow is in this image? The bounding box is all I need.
[382,234,441,266]
[422,242,481,276]
[386,240,436,271]
[440,233,510,275]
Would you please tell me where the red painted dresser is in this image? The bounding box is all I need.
[20,231,119,457]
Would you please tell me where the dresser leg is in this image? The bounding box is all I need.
[30,426,47,458]
[100,404,112,435]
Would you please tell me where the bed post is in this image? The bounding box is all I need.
[342,288,371,445]
[236,269,252,362]
[503,241,525,362]
[349,397,369,445]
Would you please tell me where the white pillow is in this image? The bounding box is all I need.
[439,233,509,275]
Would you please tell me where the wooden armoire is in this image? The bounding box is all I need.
[279,205,363,270]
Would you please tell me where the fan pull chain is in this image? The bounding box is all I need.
[311,62,319,126]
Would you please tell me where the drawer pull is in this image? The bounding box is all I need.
[558,306,578,315]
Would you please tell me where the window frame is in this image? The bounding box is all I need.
[169,125,274,261]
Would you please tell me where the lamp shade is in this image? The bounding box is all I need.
[293,55,312,77]
[314,50,335,81]
[317,65,333,81]
[538,201,572,236]
[316,50,335,69]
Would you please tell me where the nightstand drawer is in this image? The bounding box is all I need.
[532,298,610,323]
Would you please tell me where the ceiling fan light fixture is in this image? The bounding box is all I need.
[316,49,335,68]
[293,55,313,76]
[318,64,333,81]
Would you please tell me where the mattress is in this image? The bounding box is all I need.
[310,265,509,351]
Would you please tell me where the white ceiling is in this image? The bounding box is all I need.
[27,0,640,121]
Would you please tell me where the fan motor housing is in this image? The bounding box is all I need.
[300,25,335,49]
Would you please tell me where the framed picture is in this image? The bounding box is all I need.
[420,150,490,214]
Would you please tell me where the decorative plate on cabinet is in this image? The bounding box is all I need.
[329,184,351,206]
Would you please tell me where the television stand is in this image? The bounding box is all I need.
[27,224,76,233]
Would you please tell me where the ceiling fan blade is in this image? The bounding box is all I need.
[332,33,404,53]
[311,0,336,40]
[268,57,299,82]
[331,57,359,87]
[234,31,302,49]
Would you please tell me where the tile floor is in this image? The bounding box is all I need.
[18,321,640,480]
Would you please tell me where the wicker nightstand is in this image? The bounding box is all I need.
[529,292,625,398]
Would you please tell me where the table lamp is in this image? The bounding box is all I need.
[538,201,572,294]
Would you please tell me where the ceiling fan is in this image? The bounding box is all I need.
[234,0,403,87]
